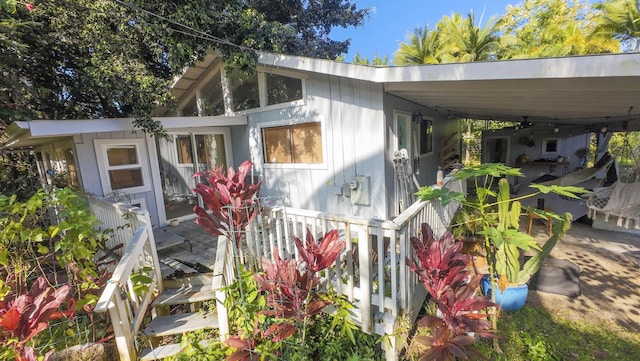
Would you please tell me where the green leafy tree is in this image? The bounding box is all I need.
[0,0,368,135]
[497,0,619,59]
[352,52,389,65]
[593,0,640,52]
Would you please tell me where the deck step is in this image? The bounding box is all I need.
[143,312,218,338]
[152,283,218,307]
[159,257,198,277]
[163,273,214,289]
[139,343,183,361]
[139,339,211,360]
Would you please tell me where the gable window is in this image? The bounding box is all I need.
[201,70,224,116]
[94,139,151,194]
[266,73,303,106]
[228,68,259,112]
[263,122,323,164]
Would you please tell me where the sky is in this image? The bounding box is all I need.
[332,0,519,62]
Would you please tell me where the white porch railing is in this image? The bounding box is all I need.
[242,176,465,359]
[89,197,163,361]
[90,196,233,359]
[87,174,464,360]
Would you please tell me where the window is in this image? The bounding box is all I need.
[182,97,198,116]
[263,122,323,164]
[542,138,560,154]
[176,135,193,164]
[201,71,224,116]
[419,118,433,154]
[94,139,151,194]
[266,73,303,105]
[228,68,259,111]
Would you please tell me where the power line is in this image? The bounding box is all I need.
[112,0,258,53]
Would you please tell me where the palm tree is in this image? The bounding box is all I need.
[593,0,640,52]
[443,11,500,62]
[393,24,442,65]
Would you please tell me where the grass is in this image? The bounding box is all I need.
[477,305,640,361]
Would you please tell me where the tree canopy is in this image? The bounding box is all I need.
[0,0,368,135]
[391,0,632,66]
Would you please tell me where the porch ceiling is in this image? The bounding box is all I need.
[380,54,640,132]
[385,76,640,130]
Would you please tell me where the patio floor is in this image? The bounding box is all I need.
[528,217,640,332]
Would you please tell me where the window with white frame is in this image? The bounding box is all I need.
[94,139,151,194]
[266,73,303,106]
[262,122,323,164]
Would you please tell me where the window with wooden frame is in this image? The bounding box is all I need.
[175,135,193,164]
[94,139,151,194]
[262,122,323,164]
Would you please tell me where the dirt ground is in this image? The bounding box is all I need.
[525,218,640,334]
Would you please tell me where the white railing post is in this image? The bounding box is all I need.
[109,291,136,361]
[356,225,372,333]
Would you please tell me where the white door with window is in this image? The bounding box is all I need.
[157,130,231,221]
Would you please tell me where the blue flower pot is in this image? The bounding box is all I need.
[481,274,528,312]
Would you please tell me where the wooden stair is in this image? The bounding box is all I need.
[139,273,220,360]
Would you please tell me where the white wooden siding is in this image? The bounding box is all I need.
[247,72,388,219]
[74,131,162,227]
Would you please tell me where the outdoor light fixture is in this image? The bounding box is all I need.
[601,126,608,133]
[554,127,560,133]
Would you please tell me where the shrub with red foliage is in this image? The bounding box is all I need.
[0,276,72,361]
[193,160,262,246]
[226,229,345,360]
[407,223,497,361]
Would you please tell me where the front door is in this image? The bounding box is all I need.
[158,131,230,221]
[484,136,510,163]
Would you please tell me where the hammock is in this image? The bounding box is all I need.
[539,158,615,187]
[587,181,640,229]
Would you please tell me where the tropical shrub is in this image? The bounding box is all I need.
[416,164,583,291]
[0,276,72,361]
[407,223,497,361]
[192,160,262,247]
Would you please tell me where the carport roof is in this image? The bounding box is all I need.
[259,52,640,130]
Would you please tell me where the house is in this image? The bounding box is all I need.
[2,52,640,229]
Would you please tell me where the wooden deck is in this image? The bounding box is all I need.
[152,220,218,278]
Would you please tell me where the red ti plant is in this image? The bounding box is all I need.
[226,229,345,360]
[193,160,262,246]
[293,229,345,273]
[407,223,497,361]
[0,276,72,361]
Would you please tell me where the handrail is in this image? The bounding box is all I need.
[89,196,162,361]
[239,178,464,339]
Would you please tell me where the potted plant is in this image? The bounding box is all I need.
[416,163,586,312]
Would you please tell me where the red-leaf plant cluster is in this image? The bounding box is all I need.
[407,223,498,361]
[193,160,262,246]
[226,229,346,361]
[0,276,72,361]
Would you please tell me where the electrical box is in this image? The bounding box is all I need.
[349,176,370,206]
